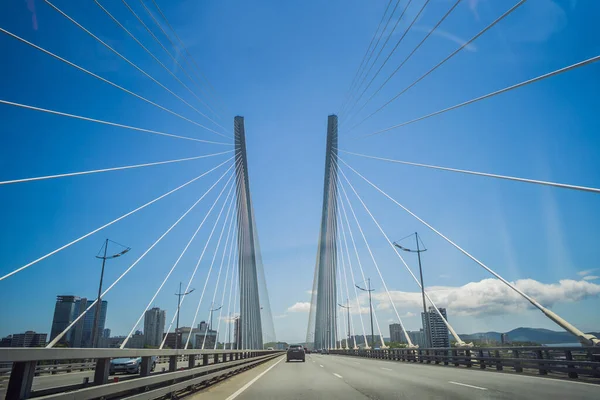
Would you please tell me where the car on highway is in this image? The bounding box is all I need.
[286,344,305,362]
[267,347,274,350]
[110,356,157,374]
[320,348,329,355]
[303,347,310,354]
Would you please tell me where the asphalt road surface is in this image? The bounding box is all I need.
[196,353,599,399]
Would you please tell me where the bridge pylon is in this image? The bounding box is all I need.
[307,115,339,350]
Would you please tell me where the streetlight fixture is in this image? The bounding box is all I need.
[338,299,351,349]
[92,239,130,348]
[394,232,432,348]
[356,278,375,349]
[209,304,223,332]
[175,282,195,349]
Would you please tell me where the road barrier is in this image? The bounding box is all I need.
[0,348,283,399]
[330,346,600,379]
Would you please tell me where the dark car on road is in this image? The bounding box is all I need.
[286,344,305,362]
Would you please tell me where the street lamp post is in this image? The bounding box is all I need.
[356,278,375,349]
[175,282,195,349]
[92,239,130,348]
[338,299,351,349]
[394,232,431,348]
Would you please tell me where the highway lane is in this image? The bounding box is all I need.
[206,354,599,399]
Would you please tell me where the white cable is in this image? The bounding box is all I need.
[339,150,600,194]
[47,163,235,348]
[187,181,238,349]
[340,157,600,346]
[337,160,464,344]
[337,182,370,348]
[341,0,420,123]
[0,157,233,282]
[0,150,233,186]
[121,0,227,132]
[350,0,528,133]
[120,167,237,348]
[337,217,357,347]
[198,192,237,349]
[344,0,461,125]
[93,0,222,125]
[0,27,225,137]
[334,157,414,346]
[0,99,231,146]
[134,0,223,124]
[160,167,238,348]
[149,0,232,117]
[362,54,600,137]
[43,0,229,139]
[371,303,386,348]
[215,217,238,349]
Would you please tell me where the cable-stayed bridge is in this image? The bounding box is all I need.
[1,0,600,399]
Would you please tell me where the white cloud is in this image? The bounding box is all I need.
[371,278,600,317]
[583,276,599,281]
[578,269,597,276]
[287,302,311,313]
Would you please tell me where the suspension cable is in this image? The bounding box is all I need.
[344,0,455,125]
[120,0,227,132]
[348,0,527,132]
[0,27,225,138]
[120,168,237,348]
[340,150,600,194]
[160,166,239,348]
[0,150,233,186]
[336,161,467,346]
[336,220,357,348]
[339,156,600,346]
[42,0,229,138]
[341,0,402,117]
[334,156,414,346]
[0,157,233,282]
[214,217,238,349]
[342,0,423,123]
[198,192,237,349]
[190,186,237,349]
[93,0,224,128]
[360,54,600,137]
[47,163,235,348]
[0,99,231,145]
[149,0,232,117]
[337,177,371,348]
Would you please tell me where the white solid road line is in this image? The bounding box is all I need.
[448,381,488,391]
[320,364,324,368]
[380,367,392,371]
[225,357,284,400]
[333,373,343,379]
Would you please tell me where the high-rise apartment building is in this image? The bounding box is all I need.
[50,295,107,347]
[389,323,403,343]
[421,307,449,348]
[144,307,166,347]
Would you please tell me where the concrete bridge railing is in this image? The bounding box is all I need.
[0,347,283,400]
[330,346,600,380]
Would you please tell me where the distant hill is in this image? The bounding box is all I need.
[459,327,600,344]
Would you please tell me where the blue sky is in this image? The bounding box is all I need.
[1,0,599,344]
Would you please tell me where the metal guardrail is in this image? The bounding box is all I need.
[330,346,600,379]
[0,348,284,399]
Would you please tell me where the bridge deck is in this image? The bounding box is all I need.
[191,354,599,399]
